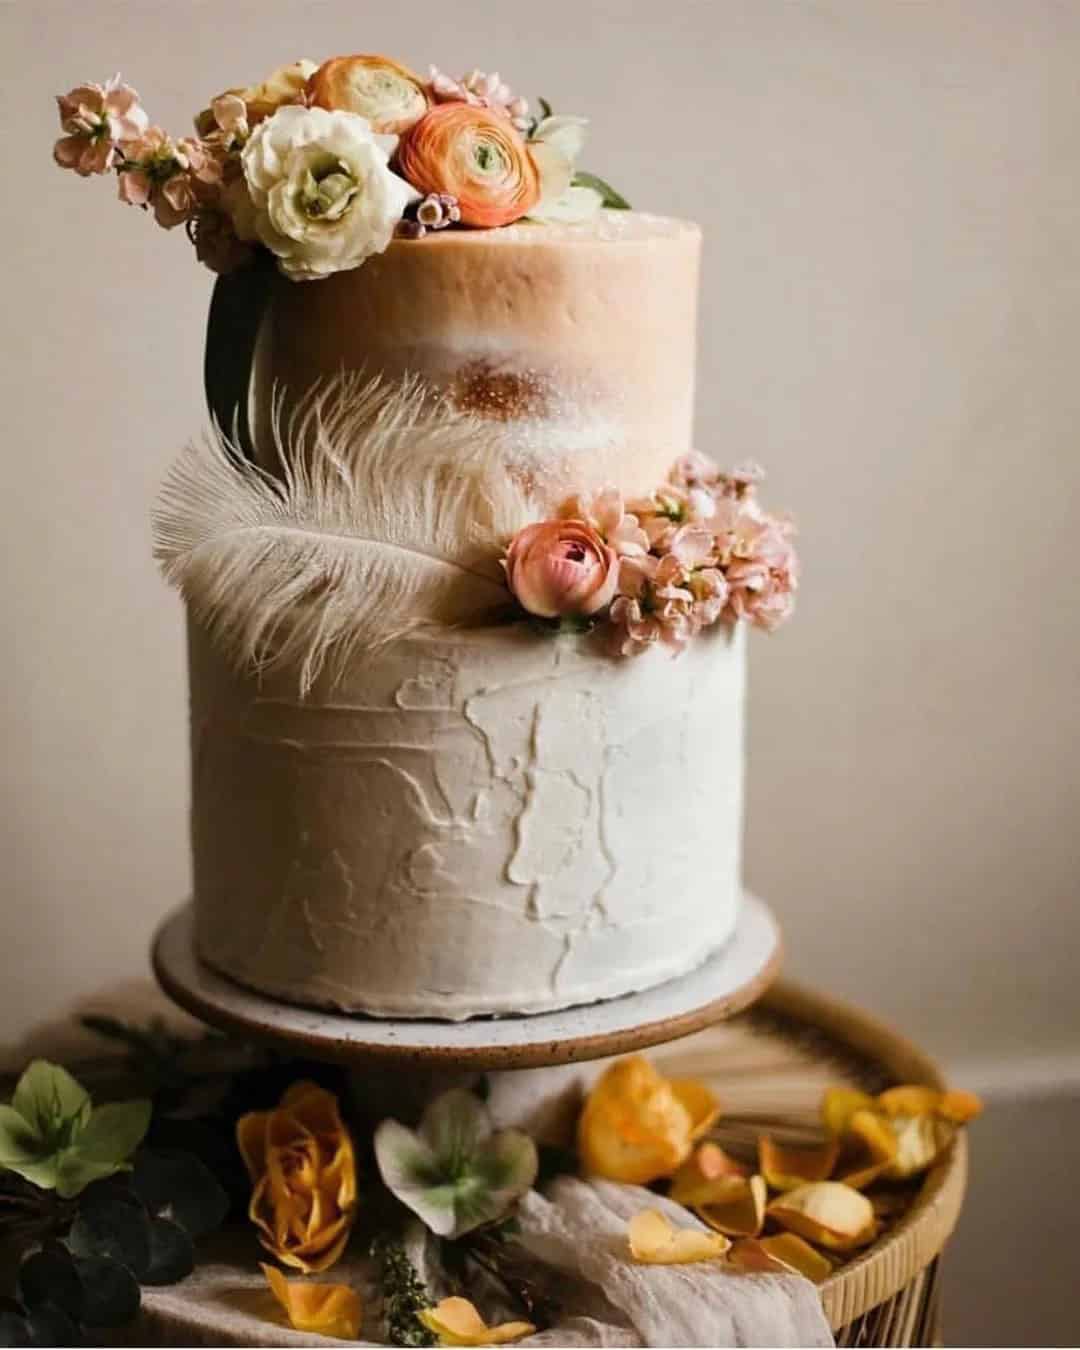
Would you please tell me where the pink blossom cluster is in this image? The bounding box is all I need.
[428,66,530,132]
[503,454,798,657]
[53,77,255,273]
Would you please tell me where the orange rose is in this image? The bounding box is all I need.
[306,54,429,134]
[395,104,539,227]
[237,1081,357,1273]
[504,519,619,620]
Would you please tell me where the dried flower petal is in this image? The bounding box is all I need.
[668,1143,747,1206]
[628,1209,730,1264]
[834,1109,898,1190]
[418,1297,534,1346]
[754,1235,834,1284]
[938,1090,983,1124]
[766,1181,877,1252]
[822,1087,876,1138]
[694,1173,768,1238]
[578,1057,706,1185]
[262,1264,361,1340]
[668,1078,721,1139]
[883,1113,955,1181]
[758,1135,839,1192]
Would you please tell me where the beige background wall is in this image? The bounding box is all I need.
[2,1,1077,1084]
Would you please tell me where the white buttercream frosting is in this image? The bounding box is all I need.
[190,620,746,1019]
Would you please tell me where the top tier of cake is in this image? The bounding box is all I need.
[253,211,701,502]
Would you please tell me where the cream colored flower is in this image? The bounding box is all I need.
[241,105,414,280]
[527,115,602,224]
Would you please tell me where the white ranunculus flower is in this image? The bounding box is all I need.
[527,115,602,225]
[241,104,415,280]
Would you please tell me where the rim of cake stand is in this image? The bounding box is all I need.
[151,893,782,1071]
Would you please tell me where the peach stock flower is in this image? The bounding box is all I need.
[54,76,148,176]
[578,1056,720,1185]
[428,67,531,133]
[307,54,429,134]
[504,519,618,620]
[395,104,539,227]
[237,1081,357,1273]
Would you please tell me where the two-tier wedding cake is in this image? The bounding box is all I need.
[55,52,798,1019]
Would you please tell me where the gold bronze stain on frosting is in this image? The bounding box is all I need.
[448,360,551,421]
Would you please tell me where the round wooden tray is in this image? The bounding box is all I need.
[134,980,966,1346]
[152,894,782,1071]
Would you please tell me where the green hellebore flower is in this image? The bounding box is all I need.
[0,1060,151,1199]
[374,1088,538,1240]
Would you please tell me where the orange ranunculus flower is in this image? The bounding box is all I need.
[237,1081,357,1274]
[577,1056,721,1185]
[306,54,429,134]
[394,104,540,227]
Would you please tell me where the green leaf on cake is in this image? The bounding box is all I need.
[571,171,631,210]
[537,96,554,121]
[0,1060,150,1198]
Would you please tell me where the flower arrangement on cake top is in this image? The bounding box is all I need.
[52,58,628,281]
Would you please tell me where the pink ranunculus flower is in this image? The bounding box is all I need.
[54,75,149,176]
[504,519,619,620]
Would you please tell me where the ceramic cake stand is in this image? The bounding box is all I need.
[152,891,782,1077]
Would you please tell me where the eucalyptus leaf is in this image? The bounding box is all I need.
[68,1189,151,1279]
[23,1304,79,1349]
[12,1063,90,1141]
[72,1256,140,1328]
[132,1149,229,1238]
[0,1310,28,1348]
[571,171,631,210]
[17,1245,82,1321]
[77,1101,152,1165]
[143,1217,195,1286]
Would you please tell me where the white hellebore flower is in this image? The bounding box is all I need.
[241,104,415,280]
[527,115,603,224]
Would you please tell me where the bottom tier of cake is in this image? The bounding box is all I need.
[189,618,746,1019]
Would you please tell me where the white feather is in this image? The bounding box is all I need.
[153,373,538,693]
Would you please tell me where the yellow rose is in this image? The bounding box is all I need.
[577,1056,720,1185]
[237,1081,357,1273]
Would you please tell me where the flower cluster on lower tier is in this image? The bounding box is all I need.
[51,56,629,282]
[503,453,799,656]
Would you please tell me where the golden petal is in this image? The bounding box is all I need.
[883,1114,954,1180]
[628,1208,731,1264]
[261,1263,361,1340]
[766,1181,877,1252]
[939,1090,983,1124]
[834,1109,898,1190]
[821,1087,875,1138]
[578,1058,693,1184]
[758,1135,839,1191]
[668,1077,722,1138]
[726,1237,793,1275]
[758,1234,834,1284]
[695,1173,768,1238]
[418,1297,535,1346]
[236,1111,270,1180]
[876,1086,942,1119]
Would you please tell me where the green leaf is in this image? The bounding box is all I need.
[571,170,631,210]
[72,1256,140,1328]
[0,1105,44,1167]
[23,1304,79,1348]
[0,1309,28,1347]
[76,1101,152,1165]
[17,1244,82,1321]
[132,1149,229,1238]
[68,1189,151,1279]
[53,1150,129,1199]
[538,96,553,120]
[12,1063,90,1141]
[143,1217,195,1286]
